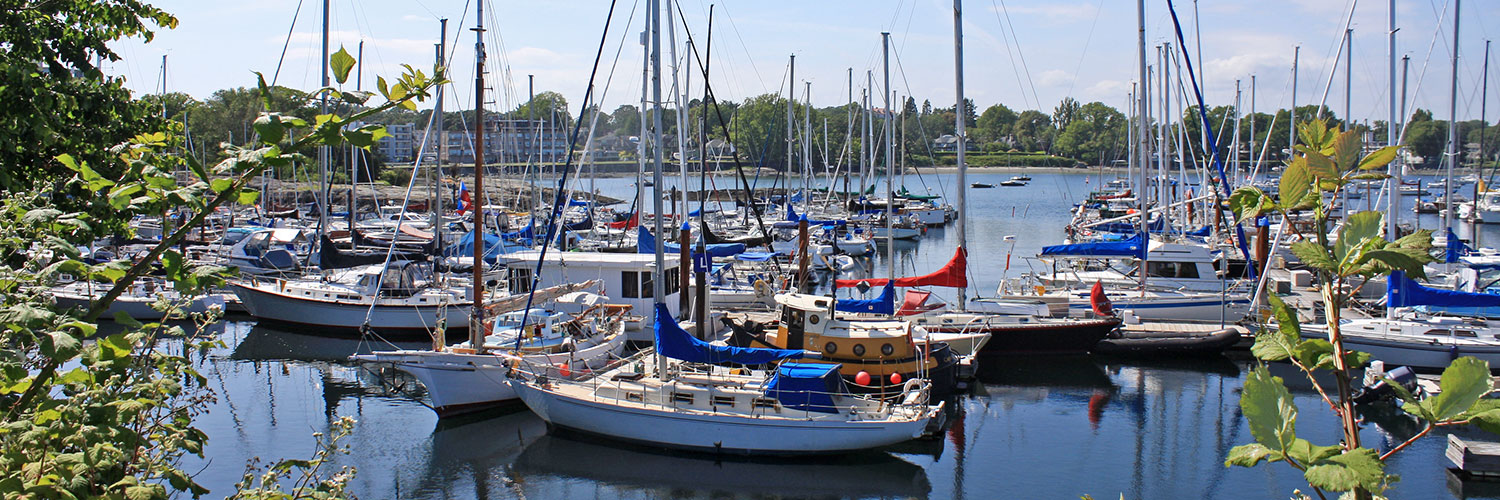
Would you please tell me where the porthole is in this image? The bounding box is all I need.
[881,343,894,356]
[852,344,866,356]
[809,314,820,325]
[824,342,838,354]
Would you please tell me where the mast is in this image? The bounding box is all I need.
[668,4,688,222]
[469,0,487,353]
[1444,0,1460,232]
[638,27,648,229]
[349,41,363,235]
[787,54,796,211]
[318,0,330,235]
[434,20,447,254]
[803,81,812,212]
[953,0,968,311]
[1480,40,1490,188]
[1290,46,1299,160]
[882,32,895,281]
[650,0,667,305]
[1387,0,1400,240]
[1345,29,1353,131]
[1158,43,1170,231]
[1135,0,1149,290]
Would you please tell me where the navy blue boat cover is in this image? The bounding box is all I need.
[764,362,845,413]
[653,303,803,365]
[1040,232,1148,259]
[1387,270,1500,308]
[836,281,895,315]
[443,231,510,263]
[637,227,745,258]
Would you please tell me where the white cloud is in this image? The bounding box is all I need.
[1038,69,1073,88]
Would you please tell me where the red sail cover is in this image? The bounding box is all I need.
[836,247,967,289]
[606,213,639,230]
[1090,280,1114,316]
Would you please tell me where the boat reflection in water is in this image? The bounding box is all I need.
[509,431,932,499]
[400,410,548,500]
[227,322,429,362]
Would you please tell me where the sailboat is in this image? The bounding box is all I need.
[350,9,627,416]
[1300,272,1500,370]
[508,1,940,454]
[846,2,1119,355]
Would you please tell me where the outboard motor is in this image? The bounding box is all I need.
[1354,361,1419,405]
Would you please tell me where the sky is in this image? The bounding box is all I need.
[108,0,1500,126]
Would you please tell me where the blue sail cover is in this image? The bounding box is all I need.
[653,303,804,365]
[1447,228,1472,264]
[764,362,845,413]
[443,231,510,263]
[784,205,845,227]
[1388,270,1500,309]
[836,281,895,315]
[735,251,779,262]
[502,219,536,241]
[637,227,745,258]
[1041,233,1148,259]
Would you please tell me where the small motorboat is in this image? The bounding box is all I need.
[971,183,995,189]
[999,179,1027,187]
[1011,175,1031,181]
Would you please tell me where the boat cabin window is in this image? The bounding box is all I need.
[508,268,533,294]
[1424,329,1477,337]
[378,265,418,297]
[622,271,651,299]
[622,269,679,299]
[1147,261,1199,279]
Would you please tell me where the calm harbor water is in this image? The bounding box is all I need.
[179,171,1500,498]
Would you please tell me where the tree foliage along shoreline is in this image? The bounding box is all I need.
[0,1,442,498]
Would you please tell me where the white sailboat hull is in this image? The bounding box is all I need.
[230,281,469,336]
[358,333,627,415]
[509,378,934,455]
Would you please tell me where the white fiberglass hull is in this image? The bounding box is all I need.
[229,281,469,336]
[509,378,934,455]
[1067,293,1250,322]
[1302,325,1500,370]
[52,285,229,320]
[358,333,626,415]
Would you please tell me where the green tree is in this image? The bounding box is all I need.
[977,103,1018,145]
[1011,110,1053,153]
[1054,102,1126,165]
[1052,97,1080,132]
[610,104,642,138]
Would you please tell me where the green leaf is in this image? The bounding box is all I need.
[1423,356,1493,421]
[253,113,285,145]
[1290,241,1336,272]
[1390,229,1433,250]
[1304,448,1385,493]
[1357,145,1401,171]
[1228,187,1274,223]
[1278,161,1315,211]
[98,333,133,360]
[1469,409,1500,434]
[1242,365,1299,454]
[237,189,260,205]
[255,71,273,110]
[376,75,389,98]
[1294,339,1334,370]
[331,47,356,84]
[209,178,233,193]
[1251,294,1302,361]
[1355,249,1432,279]
[40,330,80,360]
[1225,443,1279,467]
[1331,129,1364,173]
[1303,151,1338,181]
[1335,211,1383,263]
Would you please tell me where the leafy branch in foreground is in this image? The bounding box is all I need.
[0,24,443,497]
[1224,119,1496,499]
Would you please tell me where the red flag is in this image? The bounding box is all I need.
[1090,280,1114,317]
